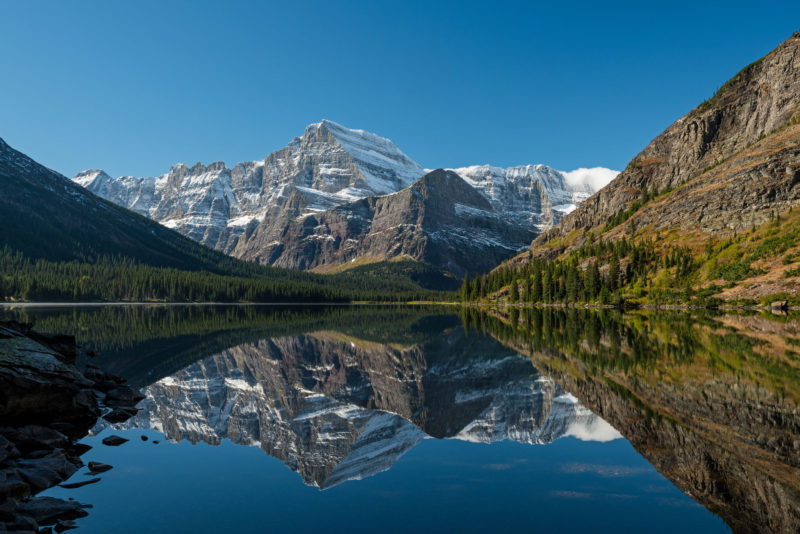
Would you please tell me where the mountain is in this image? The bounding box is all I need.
[233,169,535,276]
[0,137,448,302]
[481,308,800,533]
[0,135,246,271]
[74,120,426,254]
[480,32,800,306]
[73,120,611,276]
[450,165,615,229]
[108,327,618,489]
[534,32,800,251]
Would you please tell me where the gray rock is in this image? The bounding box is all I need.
[100,435,128,447]
[15,497,88,526]
[86,462,112,474]
[54,519,78,532]
[59,477,100,490]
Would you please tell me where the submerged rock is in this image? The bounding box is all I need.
[15,497,88,525]
[86,462,112,474]
[100,435,128,447]
[59,478,100,490]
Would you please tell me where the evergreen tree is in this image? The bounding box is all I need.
[510,280,519,302]
[460,272,470,301]
[565,263,579,302]
[608,253,620,292]
[532,266,542,302]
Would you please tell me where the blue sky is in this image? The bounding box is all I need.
[1,1,798,177]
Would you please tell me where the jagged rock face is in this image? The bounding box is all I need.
[536,32,800,247]
[75,120,425,253]
[450,165,598,230]
[234,170,535,276]
[72,121,608,273]
[113,329,617,489]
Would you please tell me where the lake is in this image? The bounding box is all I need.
[3,304,798,533]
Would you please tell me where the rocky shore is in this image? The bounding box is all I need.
[0,321,142,533]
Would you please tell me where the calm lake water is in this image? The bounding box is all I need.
[4,304,799,533]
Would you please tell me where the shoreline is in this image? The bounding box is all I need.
[1,301,796,312]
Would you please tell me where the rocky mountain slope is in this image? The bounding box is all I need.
[233,169,535,276]
[74,120,611,276]
[450,165,614,229]
[109,327,618,489]
[533,32,800,252]
[74,120,425,254]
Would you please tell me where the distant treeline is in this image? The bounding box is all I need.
[0,247,450,303]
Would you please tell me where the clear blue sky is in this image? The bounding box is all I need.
[1,1,798,178]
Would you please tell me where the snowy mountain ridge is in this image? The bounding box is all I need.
[73,120,615,272]
[449,164,616,229]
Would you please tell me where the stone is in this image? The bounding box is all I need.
[101,408,137,424]
[0,321,140,531]
[0,426,69,454]
[59,477,100,490]
[103,386,143,407]
[17,451,80,480]
[54,519,78,532]
[16,465,63,493]
[16,497,88,525]
[86,462,112,474]
[4,513,38,532]
[0,469,31,500]
[69,444,91,457]
[100,435,128,447]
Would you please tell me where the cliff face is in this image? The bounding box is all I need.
[234,170,535,276]
[535,32,800,249]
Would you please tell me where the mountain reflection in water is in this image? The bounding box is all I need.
[108,329,619,489]
[4,304,797,533]
[466,307,800,534]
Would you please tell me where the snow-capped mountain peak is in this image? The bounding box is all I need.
[73,169,111,188]
[449,164,617,229]
[71,121,615,273]
[72,120,428,254]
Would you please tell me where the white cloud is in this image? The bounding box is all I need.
[562,167,619,192]
[563,418,623,442]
